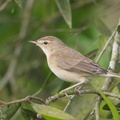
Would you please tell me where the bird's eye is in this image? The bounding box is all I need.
[44,41,48,45]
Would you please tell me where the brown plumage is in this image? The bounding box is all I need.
[52,48,107,76]
[30,36,120,91]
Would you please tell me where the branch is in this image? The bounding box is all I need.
[0,96,46,109]
[1,90,120,110]
[45,90,120,105]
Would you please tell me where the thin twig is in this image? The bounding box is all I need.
[96,30,116,63]
[63,95,75,112]
[45,90,120,105]
[0,96,46,109]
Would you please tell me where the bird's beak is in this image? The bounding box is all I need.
[29,41,37,44]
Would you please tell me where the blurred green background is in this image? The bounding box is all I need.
[0,0,120,119]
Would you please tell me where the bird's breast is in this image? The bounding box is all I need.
[47,56,84,83]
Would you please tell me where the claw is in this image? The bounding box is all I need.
[74,87,82,94]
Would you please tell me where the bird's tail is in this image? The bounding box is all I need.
[105,71,120,78]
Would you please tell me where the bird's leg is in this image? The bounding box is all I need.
[74,79,90,94]
[74,83,84,89]
[74,83,85,94]
[60,81,85,93]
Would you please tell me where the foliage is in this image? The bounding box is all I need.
[0,0,120,120]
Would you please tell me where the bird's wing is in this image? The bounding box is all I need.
[53,48,107,75]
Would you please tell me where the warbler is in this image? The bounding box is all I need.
[30,36,120,92]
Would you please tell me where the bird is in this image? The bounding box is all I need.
[29,36,120,92]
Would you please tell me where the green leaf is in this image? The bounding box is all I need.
[92,84,120,120]
[100,92,120,120]
[21,108,37,120]
[32,103,75,120]
[103,102,120,111]
[105,111,120,119]
[3,103,21,120]
[55,0,72,28]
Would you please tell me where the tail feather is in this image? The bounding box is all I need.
[105,71,120,78]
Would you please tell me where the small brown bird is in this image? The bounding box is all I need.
[30,36,120,92]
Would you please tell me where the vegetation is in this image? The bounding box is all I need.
[0,0,120,120]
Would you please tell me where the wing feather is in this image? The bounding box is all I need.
[52,47,107,76]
